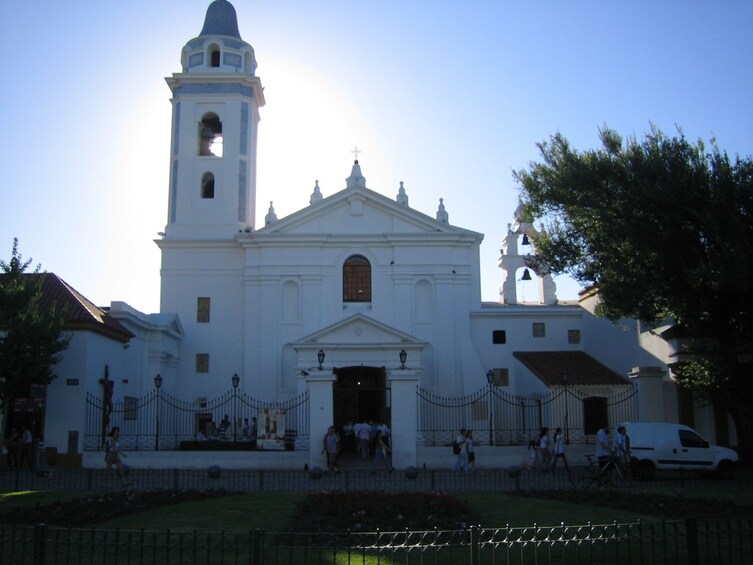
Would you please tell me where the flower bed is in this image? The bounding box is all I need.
[0,489,234,528]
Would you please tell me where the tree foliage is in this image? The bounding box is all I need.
[515,127,753,457]
[0,239,70,410]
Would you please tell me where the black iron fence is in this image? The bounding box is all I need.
[2,516,751,564]
[85,389,309,452]
[418,385,639,447]
[1,467,750,496]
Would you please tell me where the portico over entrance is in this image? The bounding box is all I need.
[293,314,424,469]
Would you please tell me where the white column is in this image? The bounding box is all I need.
[305,370,336,469]
[628,367,666,422]
[388,370,419,469]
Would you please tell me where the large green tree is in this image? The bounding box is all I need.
[0,239,70,414]
[515,126,753,461]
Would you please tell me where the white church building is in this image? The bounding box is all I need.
[16,0,732,470]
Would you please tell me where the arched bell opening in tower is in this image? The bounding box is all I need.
[198,113,223,157]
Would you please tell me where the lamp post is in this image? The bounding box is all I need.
[154,374,163,451]
[232,373,240,443]
[317,349,325,371]
[561,372,570,445]
[399,349,407,369]
[486,369,494,446]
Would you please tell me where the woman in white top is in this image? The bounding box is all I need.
[538,427,552,468]
[550,427,569,471]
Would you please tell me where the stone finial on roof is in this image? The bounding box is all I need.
[264,201,277,225]
[396,181,409,206]
[346,158,366,189]
[310,180,323,204]
[436,197,449,224]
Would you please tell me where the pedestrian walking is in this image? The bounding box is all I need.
[101,427,130,488]
[550,427,569,471]
[452,429,469,472]
[371,431,392,472]
[322,426,340,472]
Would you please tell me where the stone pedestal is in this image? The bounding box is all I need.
[388,370,419,469]
[305,370,336,469]
[628,366,666,422]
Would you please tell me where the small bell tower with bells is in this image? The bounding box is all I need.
[498,204,557,305]
[162,0,265,240]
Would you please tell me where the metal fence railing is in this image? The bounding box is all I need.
[1,467,750,496]
[417,384,639,447]
[85,389,309,452]
[2,516,751,564]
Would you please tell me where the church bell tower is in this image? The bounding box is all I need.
[163,0,265,239]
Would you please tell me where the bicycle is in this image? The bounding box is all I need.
[571,454,633,488]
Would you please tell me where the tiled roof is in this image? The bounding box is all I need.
[513,351,629,387]
[0,273,133,343]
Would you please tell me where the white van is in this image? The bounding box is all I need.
[617,421,738,479]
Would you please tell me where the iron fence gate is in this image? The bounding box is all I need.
[85,389,309,451]
[417,384,638,447]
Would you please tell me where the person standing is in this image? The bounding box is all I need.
[452,429,468,472]
[526,440,539,469]
[357,420,371,460]
[6,428,21,470]
[322,426,340,472]
[371,431,392,472]
[550,427,569,471]
[250,417,258,449]
[615,425,631,464]
[538,427,552,469]
[20,427,33,470]
[596,424,612,484]
[465,430,476,471]
[101,427,130,488]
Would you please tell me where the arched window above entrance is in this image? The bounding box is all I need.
[343,255,371,302]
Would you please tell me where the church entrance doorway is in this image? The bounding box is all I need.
[333,366,389,458]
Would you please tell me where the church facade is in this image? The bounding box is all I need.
[18,0,732,469]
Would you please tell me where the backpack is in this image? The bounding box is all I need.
[452,440,461,455]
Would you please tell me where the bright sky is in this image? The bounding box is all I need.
[1,1,752,314]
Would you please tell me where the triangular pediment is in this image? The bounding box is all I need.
[255,184,481,239]
[293,314,423,349]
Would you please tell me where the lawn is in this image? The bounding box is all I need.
[2,487,751,565]
[3,486,744,532]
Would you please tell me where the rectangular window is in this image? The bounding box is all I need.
[532,323,546,338]
[196,353,209,373]
[197,297,211,323]
[491,368,509,387]
[568,329,581,344]
[492,330,507,344]
[123,396,138,421]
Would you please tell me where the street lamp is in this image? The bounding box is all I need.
[317,349,325,371]
[486,369,495,446]
[154,374,163,451]
[399,349,407,369]
[561,371,570,445]
[232,373,240,442]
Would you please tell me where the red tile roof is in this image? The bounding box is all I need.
[513,351,629,386]
[1,273,133,343]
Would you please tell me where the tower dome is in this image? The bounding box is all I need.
[200,0,242,39]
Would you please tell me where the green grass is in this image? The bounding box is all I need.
[0,490,88,510]
[98,492,302,532]
[456,492,650,527]
[1,490,664,532]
